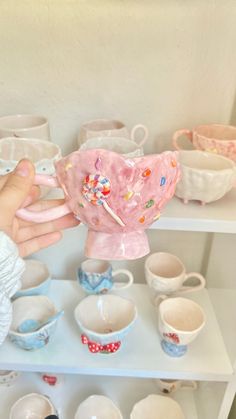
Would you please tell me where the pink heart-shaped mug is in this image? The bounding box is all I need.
[17,149,181,260]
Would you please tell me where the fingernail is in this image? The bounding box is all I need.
[15,160,31,177]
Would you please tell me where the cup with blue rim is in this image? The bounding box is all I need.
[77,259,134,294]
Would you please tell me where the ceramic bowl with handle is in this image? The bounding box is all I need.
[13,259,51,299]
[130,394,185,419]
[175,150,236,204]
[16,148,180,260]
[9,295,62,351]
[10,393,57,419]
[74,395,123,419]
[74,294,137,354]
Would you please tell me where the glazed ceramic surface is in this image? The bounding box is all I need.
[10,393,57,419]
[9,295,61,350]
[173,124,236,161]
[13,259,51,298]
[175,150,236,204]
[0,114,50,140]
[78,259,133,294]
[0,370,21,387]
[154,378,197,394]
[74,294,137,353]
[130,394,185,419]
[158,297,206,357]
[145,252,205,300]
[78,118,148,148]
[0,293,12,346]
[79,136,144,158]
[17,149,180,260]
[0,137,61,176]
[74,395,123,419]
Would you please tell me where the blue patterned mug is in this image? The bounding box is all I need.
[78,259,134,294]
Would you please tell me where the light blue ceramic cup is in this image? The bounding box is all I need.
[13,259,51,299]
[78,259,134,294]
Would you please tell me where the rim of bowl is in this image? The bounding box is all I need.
[0,114,48,130]
[75,394,123,418]
[178,150,235,171]
[130,394,185,418]
[10,393,55,418]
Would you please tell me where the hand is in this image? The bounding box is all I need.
[0,159,79,257]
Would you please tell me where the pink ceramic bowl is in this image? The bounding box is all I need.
[17,149,180,260]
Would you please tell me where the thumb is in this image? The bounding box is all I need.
[0,159,35,217]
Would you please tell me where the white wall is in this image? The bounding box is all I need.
[0,0,235,281]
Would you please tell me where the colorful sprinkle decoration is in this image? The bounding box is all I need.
[124,191,134,201]
[65,162,73,171]
[160,176,166,186]
[139,215,145,223]
[153,212,161,221]
[82,174,111,206]
[171,159,177,168]
[142,168,151,178]
[145,199,155,208]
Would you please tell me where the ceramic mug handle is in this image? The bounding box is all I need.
[130,124,148,147]
[179,272,206,294]
[112,269,134,290]
[179,380,198,390]
[153,294,168,307]
[16,174,73,223]
[172,129,193,150]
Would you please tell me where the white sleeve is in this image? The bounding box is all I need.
[0,231,25,346]
[0,231,25,298]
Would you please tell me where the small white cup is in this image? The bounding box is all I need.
[154,378,197,394]
[79,136,144,158]
[0,114,50,140]
[78,118,148,147]
[158,296,206,357]
[145,252,205,302]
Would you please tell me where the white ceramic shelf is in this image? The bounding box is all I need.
[1,372,226,419]
[152,188,236,233]
[0,281,233,382]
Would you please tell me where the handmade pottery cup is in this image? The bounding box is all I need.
[78,259,133,294]
[0,370,21,387]
[154,378,197,394]
[9,295,63,351]
[10,393,57,419]
[145,252,205,302]
[130,394,185,419]
[175,150,236,204]
[158,296,206,357]
[74,294,137,354]
[16,149,180,260]
[173,124,236,162]
[74,395,123,419]
[79,136,144,158]
[0,114,50,140]
[13,259,51,299]
[78,118,148,148]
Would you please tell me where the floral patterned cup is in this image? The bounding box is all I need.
[173,124,236,162]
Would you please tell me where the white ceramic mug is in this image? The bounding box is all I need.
[78,118,148,147]
[154,378,197,394]
[0,114,50,140]
[79,136,144,158]
[158,296,206,357]
[145,252,206,301]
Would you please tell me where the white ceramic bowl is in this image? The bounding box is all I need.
[175,150,236,204]
[74,294,137,354]
[9,295,61,351]
[13,259,51,299]
[10,393,57,419]
[130,394,185,419]
[74,395,123,419]
[0,370,21,387]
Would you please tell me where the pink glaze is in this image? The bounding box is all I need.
[17,149,180,260]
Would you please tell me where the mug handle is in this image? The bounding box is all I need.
[172,129,193,150]
[153,294,168,307]
[179,272,206,294]
[180,380,198,390]
[112,269,134,290]
[16,174,73,223]
[130,124,148,147]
